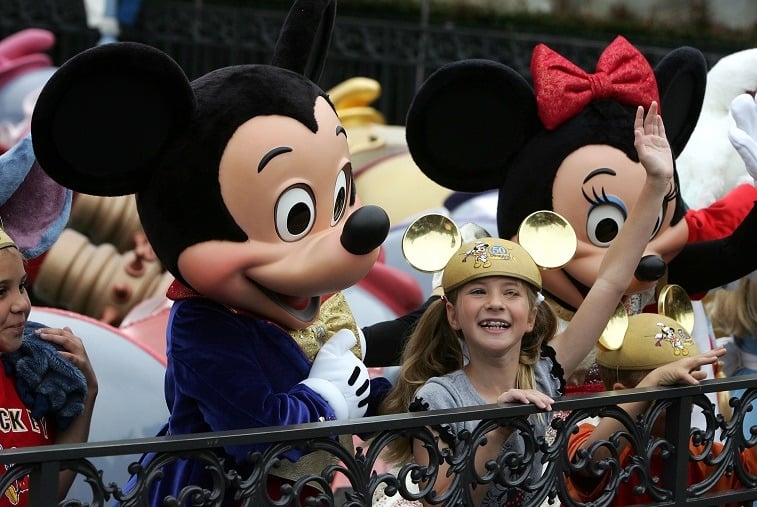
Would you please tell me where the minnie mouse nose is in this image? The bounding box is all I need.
[340,205,389,255]
[634,254,666,282]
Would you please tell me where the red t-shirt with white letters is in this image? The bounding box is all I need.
[0,372,54,507]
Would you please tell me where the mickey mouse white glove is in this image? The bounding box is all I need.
[300,329,370,420]
[728,93,757,184]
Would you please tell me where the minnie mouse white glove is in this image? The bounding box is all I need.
[728,93,757,184]
[300,329,370,420]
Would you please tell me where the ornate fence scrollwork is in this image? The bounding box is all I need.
[0,380,754,506]
[109,450,232,506]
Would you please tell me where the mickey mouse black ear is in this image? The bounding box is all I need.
[271,0,336,83]
[31,42,196,197]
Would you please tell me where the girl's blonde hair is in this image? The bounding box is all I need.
[378,281,557,464]
[706,277,757,339]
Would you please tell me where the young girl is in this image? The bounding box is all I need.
[705,273,757,437]
[379,101,675,506]
[565,314,743,506]
[0,228,98,505]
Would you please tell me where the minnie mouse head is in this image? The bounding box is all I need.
[406,36,756,315]
[29,0,390,330]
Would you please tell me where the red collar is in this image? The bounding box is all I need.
[166,279,199,300]
[166,279,261,319]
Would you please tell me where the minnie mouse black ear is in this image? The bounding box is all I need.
[654,46,707,158]
[405,59,539,193]
[31,42,195,197]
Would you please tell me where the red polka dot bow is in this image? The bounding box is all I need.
[531,35,660,130]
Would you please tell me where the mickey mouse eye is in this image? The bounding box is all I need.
[275,185,315,242]
[586,198,627,247]
[331,168,348,226]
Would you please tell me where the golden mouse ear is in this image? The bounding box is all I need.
[598,284,696,353]
[516,211,576,270]
[658,284,695,335]
[519,210,623,350]
[401,213,462,273]
[517,210,632,349]
[0,230,14,250]
[0,219,16,250]
[597,302,630,351]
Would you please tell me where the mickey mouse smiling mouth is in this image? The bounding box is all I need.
[232,203,390,325]
[247,274,321,323]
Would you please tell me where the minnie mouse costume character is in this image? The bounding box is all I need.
[403,36,757,392]
[28,0,394,503]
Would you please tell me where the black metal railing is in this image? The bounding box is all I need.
[1,0,753,125]
[1,375,756,506]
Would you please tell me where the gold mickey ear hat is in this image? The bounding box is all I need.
[596,313,700,370]
[441,237,542,294]
[0,228,16,250]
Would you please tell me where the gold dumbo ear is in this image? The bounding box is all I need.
[401,210,577,273]
[328,77,385,127]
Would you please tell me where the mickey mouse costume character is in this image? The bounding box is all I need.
[402,36,757,394]
[28,0,394,504]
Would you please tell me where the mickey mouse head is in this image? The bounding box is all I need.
[30,0,390,330]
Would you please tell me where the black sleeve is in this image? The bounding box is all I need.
[668,202,757,294]
[361,295,439,367]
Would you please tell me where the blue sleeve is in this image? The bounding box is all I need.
[167,300,336,459]
[366,376,392,417]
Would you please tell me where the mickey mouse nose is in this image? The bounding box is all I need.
[340,205,389,255]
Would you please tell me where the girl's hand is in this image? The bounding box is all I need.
[640,346,727,388]
[497,388,554,410]
[35,327,98,391]
[634,101,674,182]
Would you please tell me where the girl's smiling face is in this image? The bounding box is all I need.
[0,247,30,353]
[446,276,537,358]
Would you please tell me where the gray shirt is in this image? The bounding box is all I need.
[411,345,563,506]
